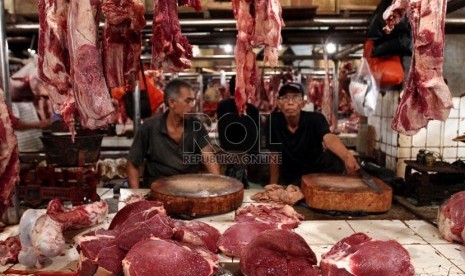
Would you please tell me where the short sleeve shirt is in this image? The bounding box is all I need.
[128,112,211,188]
[265,111,330,184]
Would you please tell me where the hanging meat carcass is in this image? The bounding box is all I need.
[321,50,335,129]
[0,90,20,218]
[151,0,201,72]
[38,0,76,127]
[383,0,452,135]
[67,0,117,129]
[232,0,284,114]
[102,0,146,89]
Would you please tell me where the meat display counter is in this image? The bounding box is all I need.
[1,188,464,275]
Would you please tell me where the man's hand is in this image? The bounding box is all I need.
[343,153,360,175]
[38,119,52,129]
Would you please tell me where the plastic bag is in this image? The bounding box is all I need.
[349,58,379,117]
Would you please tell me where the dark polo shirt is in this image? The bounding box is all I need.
[128,112,211,188]
[265,111,331,184]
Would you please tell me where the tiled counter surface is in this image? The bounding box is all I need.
[1,188,464,275]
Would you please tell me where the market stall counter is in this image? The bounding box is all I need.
[1,188,464,275]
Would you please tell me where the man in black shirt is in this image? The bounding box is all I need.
[127,79,220,188]
[265,82,359,185]
[216,75,260,154]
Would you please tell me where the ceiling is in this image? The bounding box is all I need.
[4,0,465,73]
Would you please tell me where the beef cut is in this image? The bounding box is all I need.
[151,0,197,72]
[322,51,334,128]
[122,238,218,276]
[67,0,116,129]
[217,222,277,257]
[320,232,414,276]
[437,191,465,244]
[18,200,108,268]
[0,89,20,218]
[102,0,146,89]
[76,229,121,276]
[383,0,452,135]
[171,220,221,253]
[240,229,319,276]
[108,200,166,230]
[235,204,304,229]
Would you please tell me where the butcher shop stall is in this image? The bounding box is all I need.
[1,0,465,275]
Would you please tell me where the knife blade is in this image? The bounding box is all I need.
[356,168,384,194]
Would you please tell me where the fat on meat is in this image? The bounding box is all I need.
[383,0,452,135]
[240,229,319,276]
[235,204,304,229]
[320,232,414,276]
[122,238,218,276]
[151,0,195,72]
[38,0,76,128]
[67,0,116,129]
[18,200,108,268]
[217,222,277,257]
[38,0,70,93]
[102,0,146,89]
[0,89,20,217]
[251,184,304,205]
[437,191,465,244]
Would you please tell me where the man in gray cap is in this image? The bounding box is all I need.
[265,82,359,186]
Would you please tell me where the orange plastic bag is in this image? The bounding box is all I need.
[142,72,164,112]
[363,40,404,88]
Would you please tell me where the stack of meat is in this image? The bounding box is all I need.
[217,204,304,258]
[232,0,284,114]
[0,89,20,218]
[77,200,220,275]
[383,0,452,135]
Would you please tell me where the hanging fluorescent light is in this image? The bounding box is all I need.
[325,42,337,54]
[223,44,233,53]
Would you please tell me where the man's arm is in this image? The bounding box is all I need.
[14,118,51,131]
[323,133,359,174]
[127,161,141,188]
[269,152,280,184]
[201,145,220,174]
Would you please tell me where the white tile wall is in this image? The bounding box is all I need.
[368,94,465,178]
[426,121,442,147]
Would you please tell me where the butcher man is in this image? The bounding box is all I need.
[265,82,359,186]
[127,79,220,188]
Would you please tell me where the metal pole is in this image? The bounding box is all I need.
[0,1,10,105]
[133,80,141,134]
[332,59,339,132]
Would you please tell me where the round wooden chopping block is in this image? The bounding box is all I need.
[150,174,244,217]
[301,174,392,213]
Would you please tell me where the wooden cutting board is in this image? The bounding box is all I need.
[301,174,392,213]
[150,174,244,217]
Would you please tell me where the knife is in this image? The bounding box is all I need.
[356,168,384,194]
